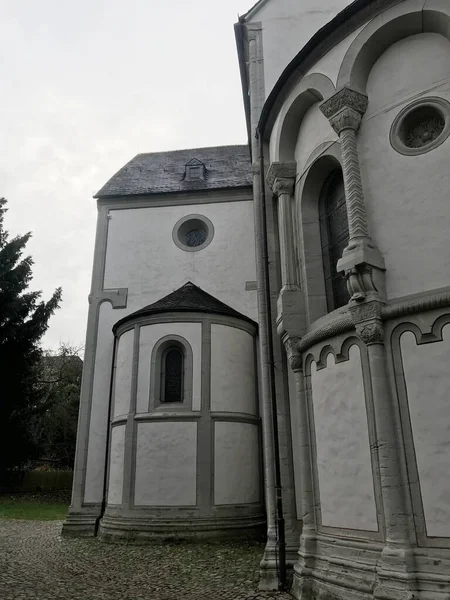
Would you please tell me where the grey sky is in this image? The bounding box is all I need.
[1,0,251,350]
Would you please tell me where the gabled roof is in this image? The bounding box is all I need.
[95,145,252,199]
[113,282,256,332]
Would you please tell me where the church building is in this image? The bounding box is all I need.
[64,1,450,598]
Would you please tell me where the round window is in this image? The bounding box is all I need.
[390,97,450,156]
[172,215,214,252]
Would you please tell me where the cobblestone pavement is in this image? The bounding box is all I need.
[0,520,293,600]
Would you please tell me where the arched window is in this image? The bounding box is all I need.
[319,170,350,311]
[161,346,184,403]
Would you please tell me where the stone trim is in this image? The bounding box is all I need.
[63,204,129,533]
[295,287,450,356]
[172,214,215,253]
[390,96,450,156]
[114,311,257,338]
[97,187,253,210]
[389,312,450,549]
[304,336,384,541]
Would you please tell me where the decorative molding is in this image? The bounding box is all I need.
[294,289,450,356]
[382,288,450,321]
[298,314,355,354]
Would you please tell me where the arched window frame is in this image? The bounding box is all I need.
[295,147,350,325]
[160,345,184,404]
[149,335,193,411]
[318,169,350,312]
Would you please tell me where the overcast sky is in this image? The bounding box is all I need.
[1,0,252,351]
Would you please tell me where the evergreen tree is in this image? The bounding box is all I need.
[0,198,62,476]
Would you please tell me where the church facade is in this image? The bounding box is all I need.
[64,1,450,598]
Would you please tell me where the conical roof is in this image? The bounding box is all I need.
[113,282,256,332]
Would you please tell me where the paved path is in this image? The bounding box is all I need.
[0,520,292,600]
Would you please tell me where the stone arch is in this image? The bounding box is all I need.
[337,0,450,93]
[272,73,336,162]
[295,142,344,325]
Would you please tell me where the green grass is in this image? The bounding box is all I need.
[0,491,69,520]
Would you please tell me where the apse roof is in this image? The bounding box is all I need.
[113,282,256,332]
[95,145,252,198]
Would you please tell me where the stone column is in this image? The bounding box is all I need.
[266,162,305,341]
[284,339,316,599]
[320,88,415,597]
[320,87,385,293]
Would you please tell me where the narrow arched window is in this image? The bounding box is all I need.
[319,170,350,311]
[161,347,184,403]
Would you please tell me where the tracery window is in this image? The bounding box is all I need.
[161,346,184,403]
[319,170,350,311]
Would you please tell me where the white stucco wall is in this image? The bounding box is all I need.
[246,0,353,96]
[359,33,450,300]
[136,322,202,413]
[303,26,363,86]
[294,103,336,175]
[310,345,378,531]
[214,422,260,505]
[107,425,125,505]
[84,302,116,504]
[400,326,450,538]
[134,421,197,506]
[103,200,257,322]
[210,325,256,415]
[113,329,134,418]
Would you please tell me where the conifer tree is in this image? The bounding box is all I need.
[0,198,62,476]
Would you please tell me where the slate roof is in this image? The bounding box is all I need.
[113,282,256,332]
[95,145,252,198]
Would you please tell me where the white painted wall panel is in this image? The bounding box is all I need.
[360,33,450,300]
[103,201,257,322]
[214,422,260,505]
[310,346,378,531]
[247,0,353,96]
[211,325,256,415]
[84,302,117,504]
[294,104,336,175]
[134,422,197,506]
[136,323,202,412]
[113,329,134,418]
[400,326,450,538]
[108,425,125,505]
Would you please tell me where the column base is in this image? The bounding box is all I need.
[98,505,266,543]
[61,504,102,537]
[258,536,298,591]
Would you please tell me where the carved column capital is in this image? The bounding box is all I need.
[349,299,384,345]
[328,106,364,135]
[320,87,368,123]
[266,162,296,196]
[283,336,303,372]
